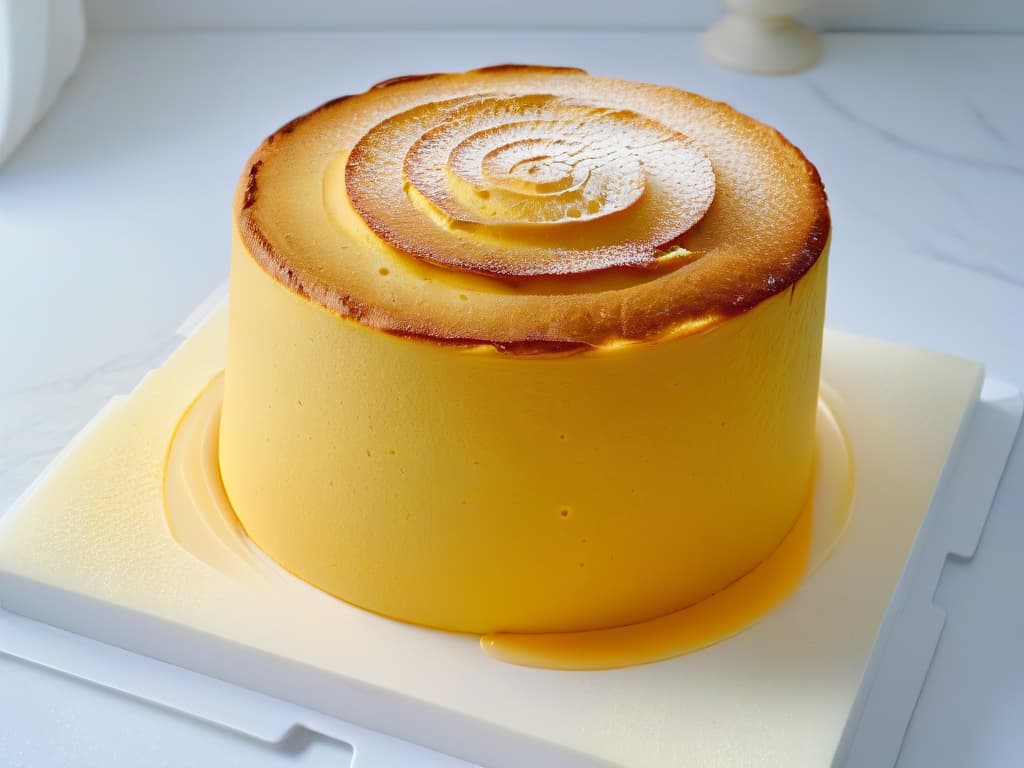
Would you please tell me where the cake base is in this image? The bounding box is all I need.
[0,298,1019,768]
[164,372,852,671]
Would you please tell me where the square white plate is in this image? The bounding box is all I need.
[0,300,1019,767]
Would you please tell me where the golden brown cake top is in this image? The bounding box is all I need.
[236,65,829,351]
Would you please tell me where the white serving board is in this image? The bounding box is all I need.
[0,294,1019,768]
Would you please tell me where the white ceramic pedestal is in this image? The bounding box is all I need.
[702,0,822,75]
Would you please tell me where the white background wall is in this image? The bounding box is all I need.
[84,0,1024,33]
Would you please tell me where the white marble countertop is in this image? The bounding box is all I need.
[0,30,1022,767]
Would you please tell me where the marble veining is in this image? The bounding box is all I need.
[920,244,1024,291]
[967,101,1010,147]
[806,82,1024,178]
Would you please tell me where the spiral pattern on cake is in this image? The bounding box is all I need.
[346,93,716,276]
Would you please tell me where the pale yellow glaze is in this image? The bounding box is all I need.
[219,231,829,634]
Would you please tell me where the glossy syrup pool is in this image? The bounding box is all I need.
[165,373,853,670]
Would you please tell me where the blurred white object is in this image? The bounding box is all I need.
[702,0,821,75]
[0,0,84,166]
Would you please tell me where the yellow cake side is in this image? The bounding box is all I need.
[219,230,828,635]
